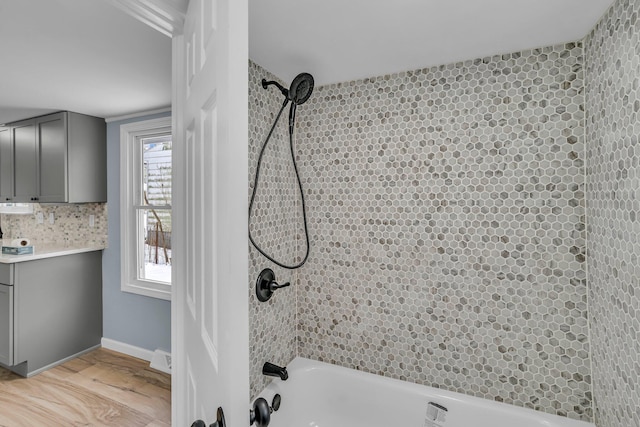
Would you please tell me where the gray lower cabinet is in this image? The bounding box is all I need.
[0,283,13,366]
[0,251,102,376]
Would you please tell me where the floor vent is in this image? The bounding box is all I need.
[150,349,172,374]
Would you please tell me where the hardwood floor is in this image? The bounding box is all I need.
[0,348,171,426]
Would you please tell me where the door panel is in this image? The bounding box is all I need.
[174,0,249,425]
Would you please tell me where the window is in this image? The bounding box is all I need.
[121,117,172,300]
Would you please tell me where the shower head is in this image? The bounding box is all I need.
[288,73,314,105]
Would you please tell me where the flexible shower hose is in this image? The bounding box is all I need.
[248,99,310,269]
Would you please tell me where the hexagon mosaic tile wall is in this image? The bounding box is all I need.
[249,61,299,399]
[294,42,590,421]
[586,0,640,425]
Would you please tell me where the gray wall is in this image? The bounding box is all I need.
[103,111,171,352]
[585,0,640,425]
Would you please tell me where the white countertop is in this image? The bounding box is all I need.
[0,244,105,263]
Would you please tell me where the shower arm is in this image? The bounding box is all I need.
[262,79,289,98]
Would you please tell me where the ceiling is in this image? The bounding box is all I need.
[250,0,616,87]
[0,0,171,124]
[0,0,616,125]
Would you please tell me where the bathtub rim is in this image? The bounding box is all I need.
[258,356,594,427]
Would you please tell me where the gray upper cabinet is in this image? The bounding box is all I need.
[65,112,107,203]
[4,111,106,204]
[37,113,67,203]
[12,119,37,202]
[0,127,13,202]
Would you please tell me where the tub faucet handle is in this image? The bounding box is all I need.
[256,268,291,302]
[269,280,290,291]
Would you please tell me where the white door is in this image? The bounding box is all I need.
[172,0,249,425]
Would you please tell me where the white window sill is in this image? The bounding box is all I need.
[122,281,171,301]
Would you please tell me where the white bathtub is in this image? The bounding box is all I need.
[257,357,594,427]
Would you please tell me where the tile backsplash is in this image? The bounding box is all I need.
[0,203,107,248]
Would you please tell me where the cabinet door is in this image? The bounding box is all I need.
[37,113,67,203]
[0,284,13,366]
[12,119,38,202]
[67,113,106,203]
[0,127,12,202]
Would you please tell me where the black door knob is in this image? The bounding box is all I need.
[190,407,226,427]
[250,397,271,426]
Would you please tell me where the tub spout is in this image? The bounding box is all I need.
[263,362,288,381]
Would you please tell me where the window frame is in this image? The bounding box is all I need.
[120,117,172,300]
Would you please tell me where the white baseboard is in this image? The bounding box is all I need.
[101,337,154,362]
[150,349,172,374]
